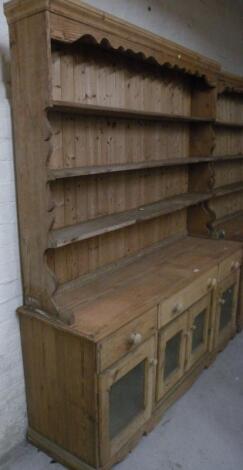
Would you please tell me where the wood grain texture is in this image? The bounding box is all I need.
[48,192,208,248]
[8,13,60,316]
[51,236,242,341]
[47,211,188,283]
[48,113,190,170]
[19,309,99,467]
[50,167,188,229]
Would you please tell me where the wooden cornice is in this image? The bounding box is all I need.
[5,0,220,85]
[218,70,243,94]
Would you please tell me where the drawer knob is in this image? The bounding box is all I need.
[219,297,226,305]
[129,332,143,346]
[207,277,217,289]
[172,303,184,315]
[231,261,240,271]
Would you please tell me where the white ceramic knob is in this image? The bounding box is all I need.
[219,297,226,305]
[129,332,143,346]
[172,302,184,315]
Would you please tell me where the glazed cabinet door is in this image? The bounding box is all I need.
[157,312,188,402]
[99,336,156,465]
[185,294,211,371]
[214,271,240,350]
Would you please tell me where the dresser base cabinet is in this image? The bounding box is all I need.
[22,317,210,470]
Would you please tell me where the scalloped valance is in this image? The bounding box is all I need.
[5,0,220,86]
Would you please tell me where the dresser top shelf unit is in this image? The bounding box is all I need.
[5,0,243,326]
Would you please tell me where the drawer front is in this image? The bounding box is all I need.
[158,267,218,329]
[99,307,157,372]
[218,250,242,282]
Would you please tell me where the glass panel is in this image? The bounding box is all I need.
[219,285,234,331]
[164,331,181,380]
[109,360,145,439]
[192,309,206,352]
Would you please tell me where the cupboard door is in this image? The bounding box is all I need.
[215,272,240,350]
[99,336,156,465]
[157,313,187,402]
[185,294,211,371]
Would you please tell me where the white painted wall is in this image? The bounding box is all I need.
[0,0,242,460]
[84,0,243,75]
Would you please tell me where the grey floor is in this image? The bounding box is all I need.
[1,332,243,470]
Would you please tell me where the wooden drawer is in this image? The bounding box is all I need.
[218,250,242,282]
[98,307,157,372]
[158,267,218,328]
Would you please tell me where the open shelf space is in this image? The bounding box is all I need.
[48,192,210,248]
[48,100,214,124]
[48,155,243,181]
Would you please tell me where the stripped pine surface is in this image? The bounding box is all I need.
[48,192,208,248]
[52,236,242,340]
[50,166,188,229]
[47,154,243,180]
[47,211,187,284]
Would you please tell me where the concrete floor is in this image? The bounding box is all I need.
[1,332,243,470]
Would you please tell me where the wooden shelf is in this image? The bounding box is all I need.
[211,210,243,228]
[48,192,210,248]
[212,212,243,242]
[213,154,243,162]
[215,119,243,129]
[47,157,211,181]
[48,155,243,181]
[48,100,214,124]
[213,182,243,198]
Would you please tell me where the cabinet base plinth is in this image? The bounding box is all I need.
[28,429,95,470]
